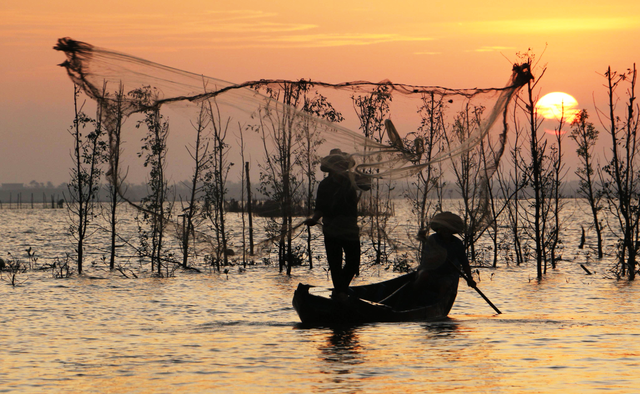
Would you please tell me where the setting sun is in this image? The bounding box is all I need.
[535,92,580,123]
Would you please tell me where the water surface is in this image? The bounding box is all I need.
[2,203,640,393]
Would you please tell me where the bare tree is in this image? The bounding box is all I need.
[513,55,559,279]
[495,113,528,267]
[549,110,569,269]
[132,86,173,275]
[255,81,311,275]
[570,110,604,258]
[478,138,504,268]
[101,84,126,271]
[404,92,446,262]
[203,99,233,271]
[66,84,106,274]
[446,104,488,263]
[180,101,212,269]
[353,85,394,267]
[598,64,640,279]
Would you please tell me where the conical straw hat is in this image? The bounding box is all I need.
[320,148,355,172]
[429,211,464,234]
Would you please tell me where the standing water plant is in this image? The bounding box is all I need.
[202,97,233,271]
[598,64,640,279]
[404,92,446,263]
[570,110,604,259]
[496,109,529,267]
[132,86,173,275]
[180,100,212,269]
[353,85,394,267]
[514,54,558,279]
[547,103,568,269]
[102,85,126,271]
[446,104,489,263]
[66,84,106,274]
[256,81,308,275]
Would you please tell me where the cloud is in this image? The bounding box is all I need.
[251,33,433,48]
[458,17,640,34]
[414,51,441,55]
[0,9,433,50]
[472,46,515,53]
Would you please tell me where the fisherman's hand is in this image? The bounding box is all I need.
[303,218,317,226]
[466,278,477,288]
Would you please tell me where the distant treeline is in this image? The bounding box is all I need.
[0,179,586,208]
[0,181,255,208]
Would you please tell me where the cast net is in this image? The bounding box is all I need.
[53,37,532,258]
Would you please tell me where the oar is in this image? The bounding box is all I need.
[448,260,502,315]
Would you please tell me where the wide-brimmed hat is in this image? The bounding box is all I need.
[320,148,355,172]
[429,211,464,234]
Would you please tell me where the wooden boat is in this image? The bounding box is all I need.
[292,271,458,326]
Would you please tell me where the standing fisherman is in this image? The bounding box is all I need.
[304,149,371,299]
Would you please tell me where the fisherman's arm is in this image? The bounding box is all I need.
[461,255,476,288]
[304,210,323,226]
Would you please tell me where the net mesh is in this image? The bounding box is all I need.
[53,37,532,242]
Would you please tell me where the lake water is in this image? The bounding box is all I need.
[2,201,640,393]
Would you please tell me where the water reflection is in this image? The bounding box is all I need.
[317,327,364,391]
[319,327,363,366]
[422,318,460,338]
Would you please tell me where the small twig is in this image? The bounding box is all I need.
[116,267,129,278]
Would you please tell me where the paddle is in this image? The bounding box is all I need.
[448,260,502,315]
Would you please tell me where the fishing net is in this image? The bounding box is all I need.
[53,37,532,257]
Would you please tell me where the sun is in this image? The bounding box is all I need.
[535,92,580,123]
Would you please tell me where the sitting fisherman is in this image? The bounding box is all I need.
[415,211,476,295]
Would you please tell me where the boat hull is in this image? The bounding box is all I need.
[292,272,458,326]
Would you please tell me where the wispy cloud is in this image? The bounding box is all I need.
[414,51,441,55]
[458,17,640,34]
[0,9,433,50]
[252,33,433,48]
[0,10,314,37]
[472,46,515,53]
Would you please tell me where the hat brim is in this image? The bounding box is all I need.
[429,212,464,233]
[320,153,354,172]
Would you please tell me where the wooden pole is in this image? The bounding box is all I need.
[245,161,254,256]
[241,162,247,267]
[448,260,502,314]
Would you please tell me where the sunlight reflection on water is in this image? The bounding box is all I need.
[1,201,640,393]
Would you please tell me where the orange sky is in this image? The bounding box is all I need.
[1,0,639,184]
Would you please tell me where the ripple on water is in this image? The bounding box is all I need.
[2,204,640,393]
